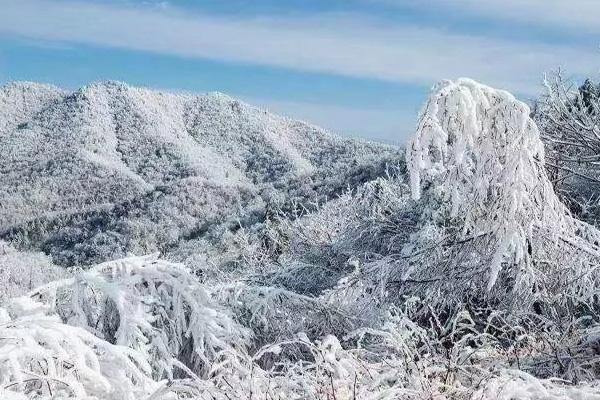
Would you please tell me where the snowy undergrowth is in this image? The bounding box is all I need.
[3,262,600,399]
[3,79,600,399]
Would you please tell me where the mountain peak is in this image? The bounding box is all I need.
[0,80,399,267]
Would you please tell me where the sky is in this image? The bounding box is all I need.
[1,0,600,143]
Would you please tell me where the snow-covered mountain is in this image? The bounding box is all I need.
[0,81,400,267]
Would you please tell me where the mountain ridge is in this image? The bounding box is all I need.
[0,80,401,267]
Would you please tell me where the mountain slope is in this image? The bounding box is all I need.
[0,81,400,266]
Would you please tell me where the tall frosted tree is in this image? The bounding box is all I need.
[405,78,600,309]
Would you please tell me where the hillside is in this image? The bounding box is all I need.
[0,81,400,268]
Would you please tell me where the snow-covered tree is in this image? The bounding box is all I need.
[535,73,600,223]
[405,78,600,309]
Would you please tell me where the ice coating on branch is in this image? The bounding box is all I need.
[406,78,596,293]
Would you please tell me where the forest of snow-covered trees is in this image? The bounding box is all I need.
[2,77,600,399]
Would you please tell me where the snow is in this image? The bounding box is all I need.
[404,78,600,308]
[0,80,398,269]
[1,79,600,399]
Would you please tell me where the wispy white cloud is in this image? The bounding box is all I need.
[1,0,599,95]
[393,0,600,35]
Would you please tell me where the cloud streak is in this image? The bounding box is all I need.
[398,0,600,35]
[1,0,598,95]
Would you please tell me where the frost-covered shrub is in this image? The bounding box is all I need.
[0,241,68,305]
[535,73,600,225]
[0,297,160,399]
[3,254,600,399]
[29,255,248,379]
[473,370,600,400]
[0,255,258,399]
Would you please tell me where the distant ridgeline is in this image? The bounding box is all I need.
[0,81,401,268]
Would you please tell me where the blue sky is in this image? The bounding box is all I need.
[1,0,599,143]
